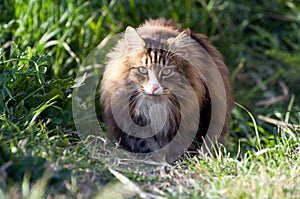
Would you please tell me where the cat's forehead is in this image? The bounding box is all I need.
[141,47,168,67]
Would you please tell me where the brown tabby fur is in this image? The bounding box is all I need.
[100,19,233,158]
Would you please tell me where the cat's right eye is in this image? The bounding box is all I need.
[137,66,148,75]
[161,68,173,76]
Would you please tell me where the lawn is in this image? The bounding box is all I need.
[0,0,299,198]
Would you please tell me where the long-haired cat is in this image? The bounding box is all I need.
[100,19,233,162]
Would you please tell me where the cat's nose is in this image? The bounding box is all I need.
[144,82,162,95]
[150,83,160,92]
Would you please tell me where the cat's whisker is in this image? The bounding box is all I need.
[166,99,181,113]
[129,92,143,103]
[169,89,196,103]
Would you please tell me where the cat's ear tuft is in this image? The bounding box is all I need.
[167,29,192,58]
[167,29,191,46]
[125,26,145,51]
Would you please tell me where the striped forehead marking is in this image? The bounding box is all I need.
[142,48,167,67]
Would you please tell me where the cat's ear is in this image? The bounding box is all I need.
[125,26,145,51]
[167,29,191,47]
[168,29,192,57]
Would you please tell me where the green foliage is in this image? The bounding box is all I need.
[223,0,300,103]
[0,44,73,141]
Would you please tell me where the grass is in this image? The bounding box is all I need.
[0,0,300,198]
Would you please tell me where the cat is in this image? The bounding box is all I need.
[100,19,233,162]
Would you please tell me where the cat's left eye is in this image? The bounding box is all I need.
[138,66,148,75]
[161,68,173,76]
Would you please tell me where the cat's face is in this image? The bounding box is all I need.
[103,26,194,103]
[127,50,185,99]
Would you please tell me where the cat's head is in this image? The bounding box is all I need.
[108,26,198,99]
[101,25,207,113]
